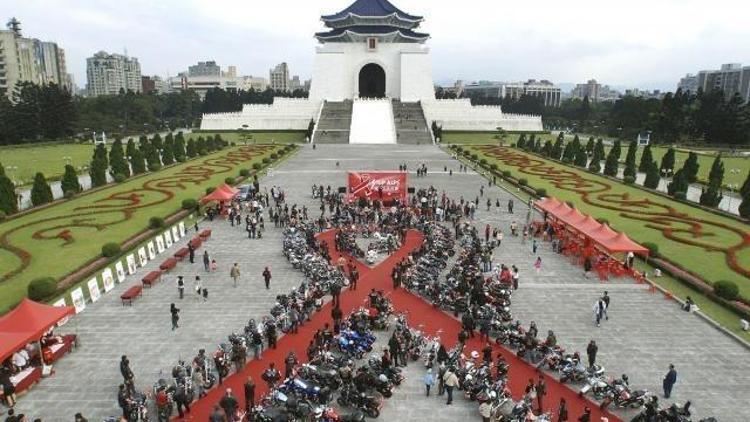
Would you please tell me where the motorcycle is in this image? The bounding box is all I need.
[337,384,383,418]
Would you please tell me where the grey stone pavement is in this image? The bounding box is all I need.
[12,144,749,421]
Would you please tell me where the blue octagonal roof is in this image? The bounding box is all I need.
[322,0,423,23]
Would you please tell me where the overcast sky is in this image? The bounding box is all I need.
[8,0,750,91]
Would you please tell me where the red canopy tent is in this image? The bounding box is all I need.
[200,184,238,204]
[0,299,75,362]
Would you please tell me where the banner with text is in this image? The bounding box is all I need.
[347,171,408,204]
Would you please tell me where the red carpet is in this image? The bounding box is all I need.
[181,229,622,422]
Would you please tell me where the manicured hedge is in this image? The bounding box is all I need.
[181,198,198,210]
[148,216,165,229]
[714,280,739,301]
[101,242,121,257]
[28,277,57,300]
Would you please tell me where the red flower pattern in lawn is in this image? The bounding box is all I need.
[0,145,276,284]
[476,146,750,280]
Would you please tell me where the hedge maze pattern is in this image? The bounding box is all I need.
[0,145,276,284]
[476,146,750,280]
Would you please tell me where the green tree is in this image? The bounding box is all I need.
[30,172,53,206]
[623,141,637,178]
[699,155,724,207]
[603,149,619,177]
[668,169,689,197]
[594,138,605,159]
[89,144,108,188]
[643,160,661,189]
[585,137,595,154]
[151,133,163,151]
[638,144,653,173]
[174,132,187,162]
[740,171,750,199]
[532,137,541,153]
[574,144,588,167]
[517,134,527,149]
[659,147,676,175]
[60,164,82,195]
[551,133,564,160]
[683,152,700,183]
[186,138,198,158]
[196,136,208,155]
[130,148,147,174]
[144,140,161,171]
[109,139,130,178]
[541,140,553,157]
[562,135,579,163]
[126,138,137,159]
[0,163,18,214]
[588,147,603,173]
[739,194,750,218]
[612,140,622,160]
[161,134,175,166]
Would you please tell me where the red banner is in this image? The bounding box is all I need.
[347,171,408,204]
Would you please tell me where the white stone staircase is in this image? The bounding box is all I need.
[349,98,397,144]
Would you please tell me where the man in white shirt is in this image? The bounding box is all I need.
[12,348,30,369]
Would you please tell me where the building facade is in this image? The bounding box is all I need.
[270,62,290,92]
[188,60,221,77]
[677,74,699,93]
[0,18,69,96]
[693,63,750,102]
[168,74,268,99]
[503,80,561,107]
[571,79,601,102]
[86,51,142,96]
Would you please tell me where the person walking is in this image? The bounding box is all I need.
[423,368,435,396]
[524,379,537,404]
[203,250,210,272]
[331,305,343,333]
[443,367,459,405]
[558,397,568,422]
[350,267,359,290]
[170,303,180,330]
[262,267,272,290]
[188,242,195,264]
[244,376,255,414]
[177,275,185,299]
[663,364,677,398]
[532,239,538,254]
[219,388,239,422]
[586,340,598,368]
[174,383,191,418]
[230,263,241,288]
[262,363,280,389]
[601,291,611,321]
[512,265,519,290]
[534,257,542,275]
[593,297,607,327]
[578,407,591,422]
[536,375,547,412]
[331,282,342,306]
[508,200,514,214]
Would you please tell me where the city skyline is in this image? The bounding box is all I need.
[6,0,750,92]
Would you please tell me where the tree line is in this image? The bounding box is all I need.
[0,82,309,146]
[0,133,227,217]
[516,132,750,217]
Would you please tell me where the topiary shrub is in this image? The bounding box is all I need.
[502,170,511,177]
[535,188,547,197]
[714,280,739,301]
[252,163,262,170]
[490,164,498,171]
[205,187,216,195]
[471,154,479,161]
[262,157,271,164]
[182,198,198,210]
[623,175,636,184]
[642,242,659,257]
[28,277,57,300]
[225,177,236,185]
[270,153,278,160]
[518,178,528,186]
[63,190,76,199]
[479,159,487,166]
[239,169,250,177]
[674,191,687,200]
[148,216,165,230]
[101,242,121,258]
[151,164,163,172]
[113,173,126,183]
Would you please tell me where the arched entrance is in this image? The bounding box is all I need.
[358,63,386,98]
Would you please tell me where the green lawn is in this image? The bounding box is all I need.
[442,131,554,145]
[0,144,284,313]
[189,131,308,144]
[466,145,750,298]
[0,143,106,186]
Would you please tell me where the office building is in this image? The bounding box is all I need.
[0,18,70,96]
[571,79,601,102]
[86,51,142,96]
[270,62,289,91]
[677,74,699,94]
[461,79,561,107]
[141,75,168,94]
[692,63,750,102]
[188,60,221,77]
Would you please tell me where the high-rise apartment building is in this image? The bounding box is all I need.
[86,51,142,96]
[270,62,289,92]
[0,18,69,96]
[188,60,221,77]
[677,74,699,94]
[571,79,601,102]
[691,63,750,102]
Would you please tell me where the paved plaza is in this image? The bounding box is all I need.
[12,144,750,421]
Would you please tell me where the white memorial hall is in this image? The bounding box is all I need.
[200,0,543,144]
